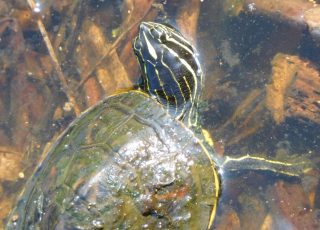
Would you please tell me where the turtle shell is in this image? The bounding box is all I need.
[6,91,219,229]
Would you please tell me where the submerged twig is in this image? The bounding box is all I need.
[76,4,156,90]
[26,0,81,116]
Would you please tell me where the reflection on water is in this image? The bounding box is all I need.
[0,0,319,229]
[31,0,53,13]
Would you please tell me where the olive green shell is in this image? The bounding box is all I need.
[6,91,219,229]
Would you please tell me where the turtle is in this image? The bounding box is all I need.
[6,22,311,230]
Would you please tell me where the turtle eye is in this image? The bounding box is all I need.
[160,33,167,43]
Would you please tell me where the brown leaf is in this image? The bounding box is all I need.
[216,207,240,230]
[267,181,320,229]
[266,53,320,124]
[0,195,15,229]
[0,146,23,181]
[176,0,200,45]
[242,0,315,23]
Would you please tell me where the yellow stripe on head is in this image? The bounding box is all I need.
[133,21,203,128]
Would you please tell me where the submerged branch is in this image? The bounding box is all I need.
[76,2,157,90]
[26,0,81,116]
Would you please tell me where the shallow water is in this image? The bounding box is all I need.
[0,0,319,229]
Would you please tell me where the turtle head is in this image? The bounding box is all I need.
[133,21,203,128]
